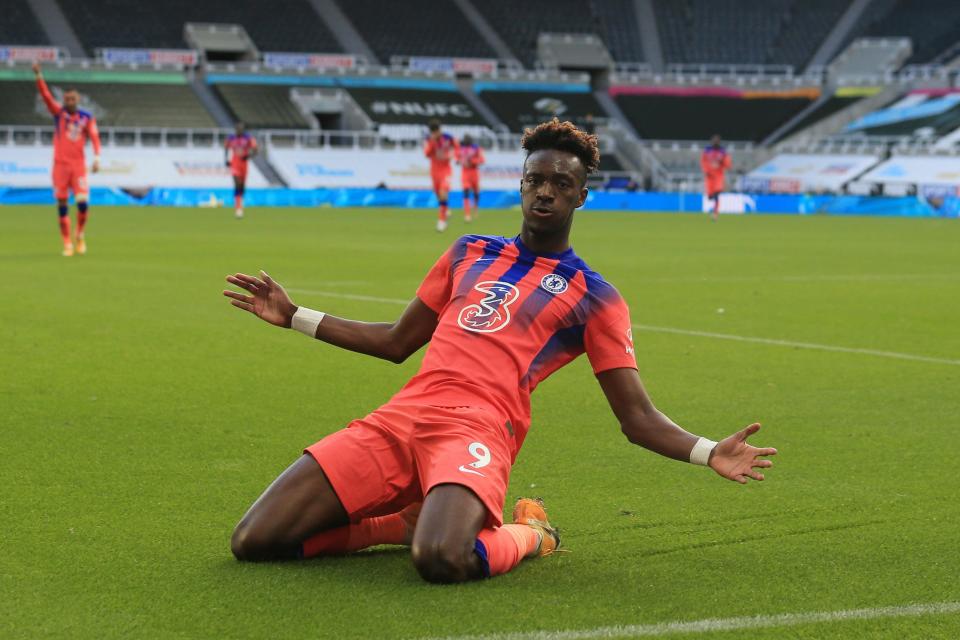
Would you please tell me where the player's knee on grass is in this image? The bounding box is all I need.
[230,519,292,561]
[410,537,480,584]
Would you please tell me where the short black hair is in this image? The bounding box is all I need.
[521,118,600,180]
[428,119,441,132]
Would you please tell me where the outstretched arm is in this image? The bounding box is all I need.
[32,62,61,115]
[223,271,438,363]
[597,367,776,483]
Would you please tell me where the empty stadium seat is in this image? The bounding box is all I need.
[59,0,342,55]
[0,0,48,45]
[653,0,847,68]
[473,0,612,67]
[213,84,310,129]
[332,0,494,61]
[1,80,215,128]
[862,0,960,64]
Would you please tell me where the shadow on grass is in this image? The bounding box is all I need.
[215,545,431,586]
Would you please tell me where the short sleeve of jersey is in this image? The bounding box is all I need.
[416,246,455,313]
[584,294,637,374]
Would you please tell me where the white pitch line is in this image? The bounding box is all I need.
[287,288,960,367]
[637,273,960,284]
[634,324,960,366]
[422,601,960,640]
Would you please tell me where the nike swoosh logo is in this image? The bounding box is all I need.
[458,465,486,477]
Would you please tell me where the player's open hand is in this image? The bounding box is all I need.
[223,271,297,328]
[708,423,777,484]
[91,158,100,173]
[32,62,41,76]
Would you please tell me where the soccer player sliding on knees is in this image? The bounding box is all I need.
[223,119,777,583]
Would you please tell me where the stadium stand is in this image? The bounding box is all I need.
[213,84,310,129]
[612,88,816,142]
[472,0,607,67]
[58,0,342,55]
[655,0,790,65]
[331,0,494,61]
[654,0,849,68]
[861,0,960,64]
[0,79,215,128]
[0,0,49,45]
[475,88,604,132]
[845,91,960,137]
[772,0,851,69]
[590,0,645,63]
[828,38,912,78]
[775,93,865,141]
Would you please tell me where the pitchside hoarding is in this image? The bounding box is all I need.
[0,147,268,188]
[744,154,881,193]
[858,156,960,190]
[99,48,199,66]
[269,148,525,190]
[262,53,357,70]
[0,46,61,62]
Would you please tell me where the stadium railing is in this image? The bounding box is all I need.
[609,64,826,89]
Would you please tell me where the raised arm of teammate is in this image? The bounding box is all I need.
[223,271,438,363]
[32,62,60,115]
[597,368,777,483]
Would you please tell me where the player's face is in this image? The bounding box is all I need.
[520,149,588,236]
[63,91,79,113]
[235,123,245,135]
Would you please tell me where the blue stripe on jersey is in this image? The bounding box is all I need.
[455,236,508,298]
[514,259,585,330]
[521,324,586,388]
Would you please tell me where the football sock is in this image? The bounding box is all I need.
[58,206,71,246]
[463,198,472,219]
[77,202,89,237]
[438,201,448,222]
[301,513,408,558]
[474,525,540,577]
[235,194,243,211]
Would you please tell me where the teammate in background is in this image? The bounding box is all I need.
[222,119,777,584]
[224,122,257,219]
[701,134,731,221]
[33,62,100,257]
[424,119,459,232]
[458,134,485,223]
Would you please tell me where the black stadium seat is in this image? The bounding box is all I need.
[653,0,849,68]
[332,0,494,61]
[1,80,215,128]
[58,0,342,55]
[0,0,48,45]
[473,0,613,67]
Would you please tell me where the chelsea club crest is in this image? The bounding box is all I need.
[540,273,568,294]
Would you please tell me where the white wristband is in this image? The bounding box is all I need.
[291,306,325,338]
[689,437,718,466]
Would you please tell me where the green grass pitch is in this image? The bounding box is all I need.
[1,204,959,639]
